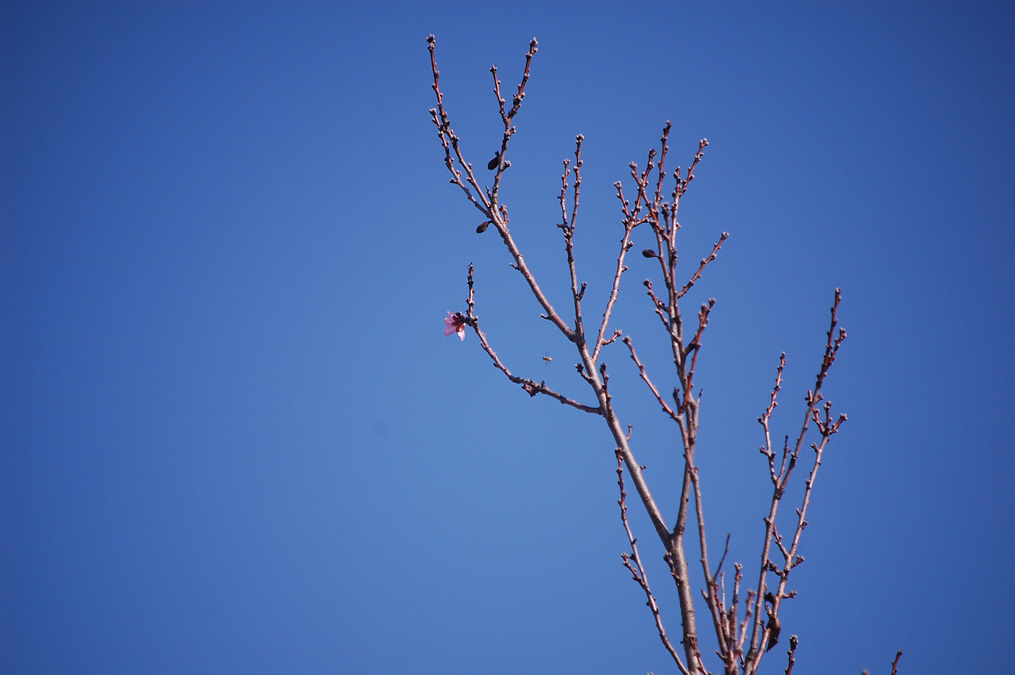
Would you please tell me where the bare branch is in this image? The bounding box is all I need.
[713,534,731,580]
[557,136,589,349]
[489,38,538,205]
[677,232,729,300]
[675,138,710,199]
[745,290,847,674]
[784,635,799,675]
[683,298,716,398]
[429,36,578,340]
[616,450,690,675]
[623,336,679,421]
[428,38,862,674]
[593,214,637,363]
[557,157,572,233]
[890,650,903,675]
[758,354,786,481]
[427,36,492,217]
[463,264,600,414]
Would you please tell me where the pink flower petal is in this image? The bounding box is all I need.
[444,311,466,340]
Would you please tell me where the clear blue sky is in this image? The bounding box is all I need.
[2,2,1013,673]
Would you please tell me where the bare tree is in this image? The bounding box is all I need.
[428,36,893,674]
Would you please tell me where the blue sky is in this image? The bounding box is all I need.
[2,2,1013,673]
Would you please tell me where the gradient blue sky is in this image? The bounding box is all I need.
[2,2,1014,673]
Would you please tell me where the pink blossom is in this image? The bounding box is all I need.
[443,311,466,341]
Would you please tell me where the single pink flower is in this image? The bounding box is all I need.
[443,311,466,341]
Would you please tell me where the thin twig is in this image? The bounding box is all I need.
[758,354,786,482]
[677,233,729,300]
[890,650,903,675]
[489,38,538,205]
[623,336,679,421]
[784,635,799,675]
[464,264,600,414]
[557,136,588,348]
[427,36,492,218]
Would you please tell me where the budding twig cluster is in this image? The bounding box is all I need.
[427,35,886,675]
